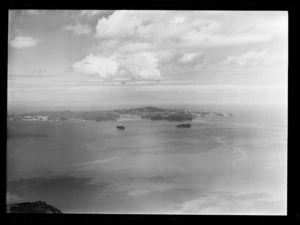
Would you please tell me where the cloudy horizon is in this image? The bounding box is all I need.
[8,10,288,113]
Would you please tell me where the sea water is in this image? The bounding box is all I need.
[6,104,287,214]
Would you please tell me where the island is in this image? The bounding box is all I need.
[7,106,233,122]
[116,126,125,130]
[6,201,62,213]
[176,123,191,128]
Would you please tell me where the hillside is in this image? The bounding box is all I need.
[7,201,62,214]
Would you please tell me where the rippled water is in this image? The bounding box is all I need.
[6,104,287,214]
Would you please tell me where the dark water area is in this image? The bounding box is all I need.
[6,104,287,214]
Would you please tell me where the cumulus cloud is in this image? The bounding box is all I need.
[73,10,287,81]
[95,10,284,45]
[10,36,37,48]
[95,10,143,39]
[120,52,161,80]
[72,54,120,78]
[63,23,92,35]
[72,52,162,81]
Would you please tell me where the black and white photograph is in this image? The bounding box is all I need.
[7,9,288,215]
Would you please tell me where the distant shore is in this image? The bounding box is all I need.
[7,106,232,123]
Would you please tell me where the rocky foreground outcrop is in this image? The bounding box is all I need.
[7,201,62,213]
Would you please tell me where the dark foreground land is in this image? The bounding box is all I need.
[7,201,62,214]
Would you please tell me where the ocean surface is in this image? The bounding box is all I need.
[6,104,287,214]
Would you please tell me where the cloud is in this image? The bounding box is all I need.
[95,10,143,39]
[80,10,106,18]
[67,10,115,21]
[118,42,154,53]
[72,54,120,78]
[170,16,185,24]
[73,11,287,81]
[222,50,288,67]
[72,52,162,81]
[63,23,92,35]
[10,36,37,48]
[119,52,161,80]
[182,33,274,47]
[178,53,202,64]
[95,10,284,45]
[172,191,285,214]
[6,193,23,204]
[24,10,45,15]
[109,175,176,197]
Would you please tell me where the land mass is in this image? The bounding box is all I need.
[7,106,232,122]
[176,123,192,128]
[7,201,62,214]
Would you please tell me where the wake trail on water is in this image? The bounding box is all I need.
[215,137,248,167]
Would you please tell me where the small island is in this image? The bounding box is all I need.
[116,126,125,130]
[176,123,191,128]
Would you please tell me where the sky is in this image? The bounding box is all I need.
[7,10,288,112]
